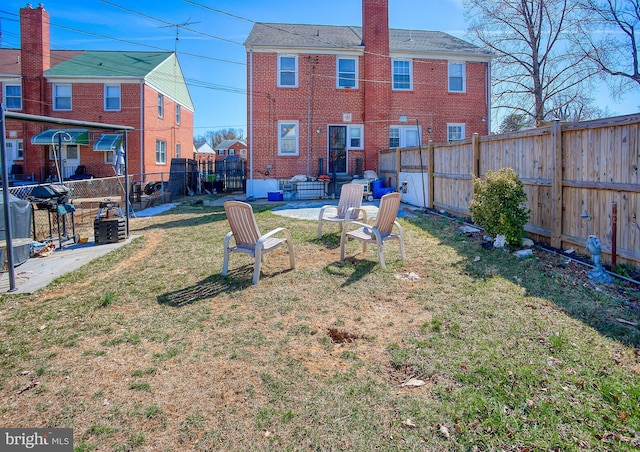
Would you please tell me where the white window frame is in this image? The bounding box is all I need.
[156,139,167,164]
[105,150,115,165]
[5,140,24,161]
[218,149,225,156]
[4,84,22,110]
[347,125,364,150]
[448,62,466,93]
[392,59,412,91]
[337,57,358,89]
[447,123,466,141]
[176,104,181,125]
[389,125,421,148]
[278,55,298,88]
[176,143,181,159]
[158,93,164,118]
[16,140,24,160]
[53,84,72,111]
[278,121,299,156]
[104,84,121,111]
[228,149,235,156]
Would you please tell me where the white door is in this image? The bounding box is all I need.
[62,144,80,179]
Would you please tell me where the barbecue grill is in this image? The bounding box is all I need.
[29,184,77,248]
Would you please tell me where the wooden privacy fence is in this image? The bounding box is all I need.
[378,113,640,267]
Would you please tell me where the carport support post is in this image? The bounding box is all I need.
[0,104,17,291]
[124,132,130,237]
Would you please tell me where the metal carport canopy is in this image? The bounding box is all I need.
[1,110,134,292]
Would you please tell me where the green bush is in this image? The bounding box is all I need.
[469,168,530,246]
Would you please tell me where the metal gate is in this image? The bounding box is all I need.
[169,158,199,199]
[215,156,246,192]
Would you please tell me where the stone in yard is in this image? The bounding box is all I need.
[521,238,534,248]
[459,225,482,234]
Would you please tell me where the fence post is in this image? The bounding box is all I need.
[551,120,563,248]
[427,140,434,209]
[472,133,480,178]
[395,147,401,191]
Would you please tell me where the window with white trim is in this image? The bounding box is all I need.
[158,93,164,118]
[16,140,23,159]
[392,60,412,90]
[176,143,181,159]
[176,105,181,125]
[389,125,421,148]
[4,85,22,110]
[156,139,167,164]
[53,84,72,110]
[448,62,466,92]
[278,121,299,156]
[5,140,23,161]
[66,145,78,160]
[105,150,115,165]
[348,125,363,149]
[104,84,121,111]
[218,149,225,156]
[278,55,298,87]
[447,123,465,141]
[337,57,358,89]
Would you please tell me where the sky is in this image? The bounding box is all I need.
[1,0,638,136]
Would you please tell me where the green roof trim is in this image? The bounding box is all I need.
[31,129,89,146]
[145,54,194,111]
[93,134,123,151]
[45,51,194,111]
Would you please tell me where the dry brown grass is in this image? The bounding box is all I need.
[1,198,639,451]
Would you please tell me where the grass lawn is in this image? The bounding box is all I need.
[1,198,639,451]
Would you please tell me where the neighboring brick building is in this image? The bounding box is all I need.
[0,4,194,183]
[214,140,247,161]
[244,0,492,187]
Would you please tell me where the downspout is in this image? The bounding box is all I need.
[306,56,312,177]
[139,80,144,176]
[248,47,254,198]
[486,61,492,133]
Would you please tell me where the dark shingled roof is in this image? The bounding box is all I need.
[245,23,491,58]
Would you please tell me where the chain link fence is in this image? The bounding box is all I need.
[6,172,171,243]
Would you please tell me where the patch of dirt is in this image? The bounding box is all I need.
[327,328,359,344]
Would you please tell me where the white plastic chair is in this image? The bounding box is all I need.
[339,192,405,269]
[317,183,367,238]
[222,201,295,284]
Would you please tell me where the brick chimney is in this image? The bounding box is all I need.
[20,4,50,115]
[362,0,390,169]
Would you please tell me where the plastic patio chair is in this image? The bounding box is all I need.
[317,183,368,238]
[222,200,295,284]
[339,192,405,269]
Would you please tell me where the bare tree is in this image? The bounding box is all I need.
[465,0,597,125]
[193,135,207,148]
[499,112,532,132]
[547,91,610,120]
[572,0,640,98]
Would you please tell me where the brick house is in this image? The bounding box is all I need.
[214,140,248,161]
[244,0,491,192]
[0,4,194,183]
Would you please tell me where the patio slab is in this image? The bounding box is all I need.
[0,235,139,295]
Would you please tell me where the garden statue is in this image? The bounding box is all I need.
[586,235,613,284]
